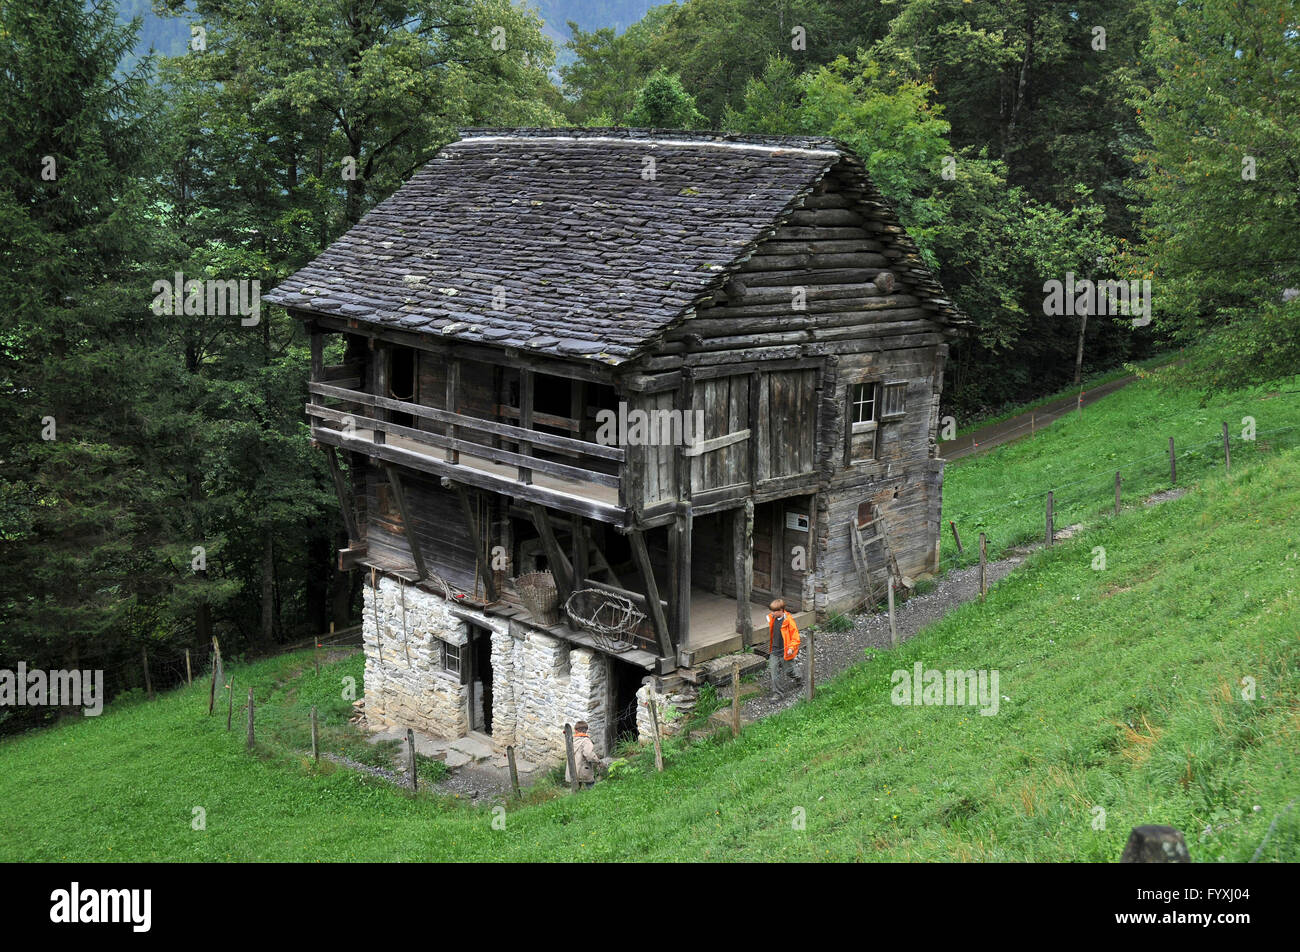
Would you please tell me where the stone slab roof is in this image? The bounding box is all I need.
[265,128,965,365]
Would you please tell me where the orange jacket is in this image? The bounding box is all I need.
[767,612,801,660]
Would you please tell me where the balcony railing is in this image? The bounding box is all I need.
[307,381,626,519]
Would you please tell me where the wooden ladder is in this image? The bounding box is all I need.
[849,518,913,610]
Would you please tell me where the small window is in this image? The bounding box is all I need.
[441,640,462,677]
[881,382,906,419]
[850,382,878,426]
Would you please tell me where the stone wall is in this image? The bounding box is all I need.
[362,575,469,738]
[490,623,610,765]
[635,680,692,745]
[362,573,611,767]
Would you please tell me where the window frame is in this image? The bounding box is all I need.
[880,381,907,421]
[440,639,462,678]
[849,381,879,433]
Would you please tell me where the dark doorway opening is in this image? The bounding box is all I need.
[609,659,645,752]
[388,346,416,428]
[467,622,493,734]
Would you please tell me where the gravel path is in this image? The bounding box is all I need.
[741,553,1025,720]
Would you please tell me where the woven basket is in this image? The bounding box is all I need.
[513,571,561,626]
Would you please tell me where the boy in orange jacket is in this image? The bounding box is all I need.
[766,598,801,694]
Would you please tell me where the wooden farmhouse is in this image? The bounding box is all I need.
[265,128,966,766]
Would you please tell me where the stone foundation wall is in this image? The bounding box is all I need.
[362,576,469,738]
[491,624,610,765]
[362,573,610,768]
[635,681,693,744]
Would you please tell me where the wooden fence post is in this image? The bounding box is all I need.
[226,675,234,731]
[185,649,192,687]
[648,700,664,772]
[804,630,815,701]
[310,705,319,763]
[1169,437,1176,485]
[208,651,217,715]
[1115,471,1122,516]
[141,647,153,700]
[730,661,741,738]
[564,723,579,793]
[1046,491,1054,546]
[1222,422,1231,475]
[949,520,964,554]
[246,686,254,748]
[406,728,417,792]
[1030,412,1035,434]
[887,579,898,648]
[978,533,987,601]
[507,745,521,799]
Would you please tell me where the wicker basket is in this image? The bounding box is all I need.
[513,571,561,626]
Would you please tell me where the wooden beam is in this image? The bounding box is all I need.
[734,498,754,636]
[323,445,360,543]
[449,481,498,602]
[310,331,324,380]
[571,515,589,592]
[313,425,627,524]
[670,505,692,650]
[383,464,427,580]
[628,528,673,660]
[518,369,534,485]
[445,357,460,464]
[528,504,573,601]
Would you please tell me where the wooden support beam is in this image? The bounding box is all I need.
[734,499,754,636]
[445,357,460,464]
[628,528,673,660]
[670,505,693,651]
[449,481,498,602]
[310,330,324,380]
[518,369,534,485]
[383,464,428,580]
[323,445,360,543]
[528,504,573,601]
[571,515,589,591]
[372,342,387,446]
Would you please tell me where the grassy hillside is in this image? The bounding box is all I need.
[1,375,1297,861]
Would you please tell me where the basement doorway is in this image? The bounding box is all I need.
[466,622,493,735]
[608,658,645,753]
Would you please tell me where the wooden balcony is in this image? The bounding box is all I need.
[307,381,628,523]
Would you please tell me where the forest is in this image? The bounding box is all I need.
[1,0,1296,731]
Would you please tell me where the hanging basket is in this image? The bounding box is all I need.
[512,571,561,627]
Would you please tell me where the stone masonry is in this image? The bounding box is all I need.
[362,573,610,767]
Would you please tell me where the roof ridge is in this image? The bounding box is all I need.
[458,126,847,153]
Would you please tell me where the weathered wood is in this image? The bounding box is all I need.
[671,507,693,649]
[648,699,664,772]
[507,745,521,798]
[324,445,361,543]
[185,648,192,687]
[564,723,579,793]
[246,686,255,748]
[383,464,428,580]
[444,358,460,464]
[406,728,418,792]
[804,629,815,701]
[887,579,898,648]
[571,515,588,597]
[949,520,963,554]
[978,532,987,601]
[628,528,673,659]
[734,499,754,636]
[517,368,533,484]
[451,482,498,601]
[528,504,574,601]
[730,661,741,738]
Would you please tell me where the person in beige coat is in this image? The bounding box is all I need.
[565,720,599,789]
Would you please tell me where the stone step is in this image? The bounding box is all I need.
[700,652,767,686]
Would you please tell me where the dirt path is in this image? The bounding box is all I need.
[742,552,1026,720]
[941,373,1138,461]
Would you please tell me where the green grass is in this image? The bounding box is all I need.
[1,373,1297,861]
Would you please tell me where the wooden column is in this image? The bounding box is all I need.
[324,445,360,543]
[629,528,673,660]
[371,339,387,446]
[669,505,693,651]
[734,498,754,637]
[309,327,324,380]
[518,369,534,484]
[445,357,460,464]
[529,504,573,602]
[571,515,589,590]
[448,480,497,601]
